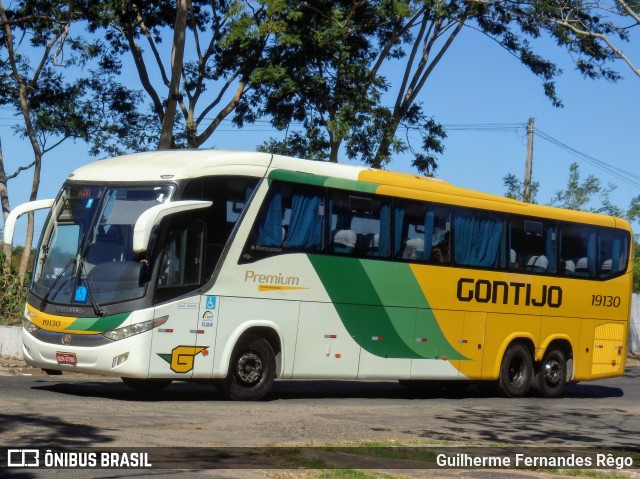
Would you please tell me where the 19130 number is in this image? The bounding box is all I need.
[591,295,621,307]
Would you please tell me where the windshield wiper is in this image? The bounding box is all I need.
[79,261,103,317]
[40,257,77,311]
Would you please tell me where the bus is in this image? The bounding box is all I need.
[4,150,633,400]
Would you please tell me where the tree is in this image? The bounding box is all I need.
[533,0,640,79]
[0,1,150,282]
[505,161,640,218]
[503,172,540,203]
[81,0,290,149]
[253,0,635,175]
[549,162,632,217]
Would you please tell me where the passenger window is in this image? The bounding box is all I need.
[559,223,596,277]
[157,220,206,289]
[453,209,505,269]
[242,181,325,261]
[598,228,629,279]
[329,191,390,257]
[509,218,556,273]
[182,176,258,276]
[394,200,450,263]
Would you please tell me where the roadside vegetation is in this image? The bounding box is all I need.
[262,440,639,479]
[0,246,32,325]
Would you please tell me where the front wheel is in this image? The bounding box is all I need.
[217,335,275,401]
[498,343,533,398]
[533,349,567,398]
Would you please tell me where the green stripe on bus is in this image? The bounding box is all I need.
[308,255,462,360]
[269,169,328,187]
[268,169,379,194]
[65,312,131,333]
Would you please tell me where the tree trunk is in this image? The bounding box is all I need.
[158,0,189,149]
[17,147,42,285]
[0,140,12,271]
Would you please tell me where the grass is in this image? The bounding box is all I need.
[264,440,639,479]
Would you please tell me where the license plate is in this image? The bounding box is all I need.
[56,352,77,365]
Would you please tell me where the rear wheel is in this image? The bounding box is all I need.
[533,349,567,398]
[217,335,275,401]
[498,343,533,398]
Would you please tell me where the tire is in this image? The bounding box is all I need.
[498,343,533,398]
[121,377,172,392]
[533,349,567,398]
[217,335,275,401]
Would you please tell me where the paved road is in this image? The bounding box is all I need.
[1,360,639,478]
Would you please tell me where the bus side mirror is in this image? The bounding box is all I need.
[132,200,212,253]
[3,199,55,246]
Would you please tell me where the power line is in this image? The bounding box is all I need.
[534,128,640,190]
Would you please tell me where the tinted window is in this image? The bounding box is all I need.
[394,199,450,263]
[509,218,556,274]
[559,223,597,277]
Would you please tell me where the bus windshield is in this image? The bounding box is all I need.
[31,184,173,309]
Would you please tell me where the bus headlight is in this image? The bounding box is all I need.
[101,316,168,342]
[23,317,40,334]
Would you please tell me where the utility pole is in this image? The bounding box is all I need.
[523,117,534,203]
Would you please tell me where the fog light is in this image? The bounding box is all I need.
[112,353,129,368]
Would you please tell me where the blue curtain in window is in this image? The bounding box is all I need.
[454,213,504,267]
[545,226,556,273]
[421,210,434,261]
[256,189,282,247]
[285,193,322,250]
[393,206,404,257]
[378,203,391,257]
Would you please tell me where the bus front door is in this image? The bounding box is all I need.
[148,296,216,379]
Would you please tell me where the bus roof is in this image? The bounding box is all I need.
[67,149,631,231]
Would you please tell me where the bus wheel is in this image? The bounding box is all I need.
[533,349,567,398]
[498,343,533,398]
[121,377,172,392]
[218,335,275,401]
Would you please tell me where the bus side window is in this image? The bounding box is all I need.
[182,176,258,275]
[598,228,629,279]
[559,223,596,278]
[282,188,324,252]
[157,220,206,290]
[453,209,506,269]
[394,200,450,263]
[242,181,325,262]
[329,191,390,258]
[509,218,556,274]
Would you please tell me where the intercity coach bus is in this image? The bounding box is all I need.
[4,150,633,400]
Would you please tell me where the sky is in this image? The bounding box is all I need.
[1,20,639,244]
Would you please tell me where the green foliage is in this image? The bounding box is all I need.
[550,163,632,218]
[550,163,603,211]
[0,272,27,325]
[3,0,638,173]
[0,247,30,325]
[0,0,156,157]
[502,172,540,203]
